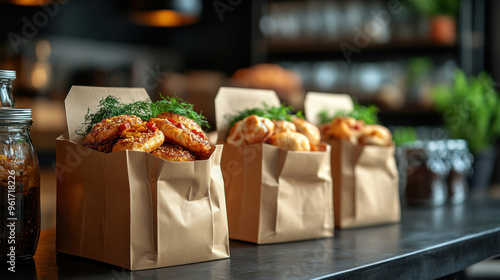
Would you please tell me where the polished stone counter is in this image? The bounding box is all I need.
[2,197,500,279]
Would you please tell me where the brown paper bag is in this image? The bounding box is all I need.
[215,87,334,244]
[305,92,400,228]
[55,86,229,270]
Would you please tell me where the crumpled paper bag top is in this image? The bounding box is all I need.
[304,92,353,125]
[215,87,281,143]
[64,86,150,143]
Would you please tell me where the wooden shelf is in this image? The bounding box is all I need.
[264,38,457,54]
[377,105,442,127]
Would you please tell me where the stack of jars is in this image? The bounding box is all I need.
[397,140,473,207]
[0,70,41,260]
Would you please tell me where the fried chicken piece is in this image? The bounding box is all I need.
[150,143,196,162]
[268,132,311,151]
[292,117,321,145]
[226,115,275,146]
[83,115,143,152]
[310,142,327,152]
[273,120,296,134]
[323,117,365,144]
[156,112,208,141]
[358,124,393,146]
[112,122,164,153]
[150,115,211,158]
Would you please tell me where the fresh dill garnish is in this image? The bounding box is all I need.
[152,95,209,130]
[77,95,209,135]
[318,101,379,125]
[225,103,303,131]
[318,110,333,125]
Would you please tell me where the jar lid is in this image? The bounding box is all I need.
[447,139,468,150]
[0,70,16,80]
[0,108,32,120]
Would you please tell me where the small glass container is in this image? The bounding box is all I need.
[0,70,16,107]
[404,141,449,207]
[446,140,473,204]
[0,108,40,259]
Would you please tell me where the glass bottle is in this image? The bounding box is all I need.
[0,108,40,259]
[0,70,16,107]
[447,140,473,204]
[404,141,449,207]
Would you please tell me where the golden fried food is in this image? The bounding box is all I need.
[319,123,331,141]
[83,115,143,152]
[150,116,211,158]
[156,112,208,141]
[112,122,164,153]
[310,142,327,152]
[268,132,311,151]
[292,117,321,145]
[232,64,302,94]
[273,120,296,134]
[150,143,196,162]
[358,124,392,146]
[226,115,275,146]
[323,117,365,143]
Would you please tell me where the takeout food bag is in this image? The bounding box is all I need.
[215,87,333,244]
[305,92,400,228]
[56,86,229,270]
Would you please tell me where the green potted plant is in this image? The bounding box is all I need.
[411,0,459,45]
[432,70,500,189]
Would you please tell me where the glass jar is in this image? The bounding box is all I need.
[0,70,16,107]
[0,108,40,260]
[446,140,473,204]
[404,141,449,207]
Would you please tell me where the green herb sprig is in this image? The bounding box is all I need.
[318,102,379,125]
[151,96,209,129]
[78,95,209,135]
[225,103,303,132]
[392,126,418,147]
[410,0,458,17]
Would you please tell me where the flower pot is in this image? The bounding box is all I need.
[469,146,498,190]
[430,15,456,45]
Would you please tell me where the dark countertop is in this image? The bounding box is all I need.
[3,197,500,280]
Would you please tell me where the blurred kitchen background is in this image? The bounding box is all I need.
[0,0,498,213]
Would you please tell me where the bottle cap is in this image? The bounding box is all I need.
[0,70,16,80]
[0,108,32,121]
